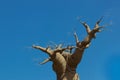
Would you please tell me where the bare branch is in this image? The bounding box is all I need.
[56,44,63,49]
[40,57,51,65]
[70,17,105,68]
[80,21,91,34]
[94,16,104,29]
[54,45,76,54]
[40,45,77,65]
[93,16,104,33]
[81,17,104,47]
[74,32,79,44]
[87,17,104,38]
[32,45,53,56]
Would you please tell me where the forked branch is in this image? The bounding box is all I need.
[81,17,104,46]
[80,21,91,34]
[33,44,77,65]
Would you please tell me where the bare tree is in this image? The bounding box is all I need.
[32,17,104,80]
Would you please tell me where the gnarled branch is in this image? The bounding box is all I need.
[80,21,91,34]
[71,17,104,68]
[32,45,53,56]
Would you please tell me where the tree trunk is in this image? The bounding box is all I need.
[59,72,79,80]
[51,51,81,80]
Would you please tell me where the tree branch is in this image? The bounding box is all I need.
[32,45,53,56]
[94,16,104,29]
[82,17,104,47]
[74,32,79,44]
[70,17,104,68]
[80,21,91,34]
[40,57,51,65]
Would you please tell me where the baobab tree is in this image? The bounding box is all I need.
[32,17,104,80]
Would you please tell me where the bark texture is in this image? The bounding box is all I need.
[32,17,104,80]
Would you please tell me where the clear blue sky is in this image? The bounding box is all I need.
[0,0,120,80]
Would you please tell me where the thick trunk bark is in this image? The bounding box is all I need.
[52,52,81,80]
[57,71,79,80]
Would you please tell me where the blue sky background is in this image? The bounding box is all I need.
[0,0,120,80]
